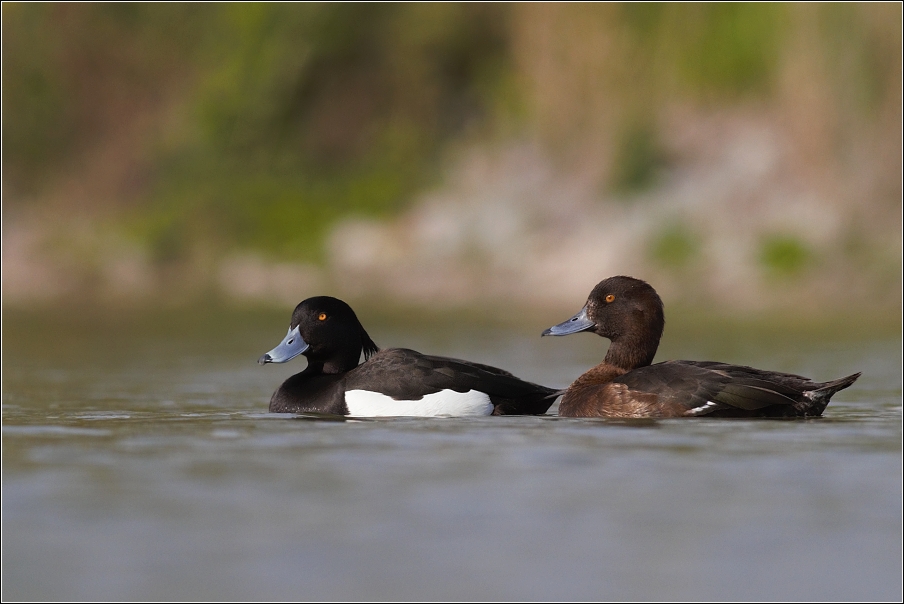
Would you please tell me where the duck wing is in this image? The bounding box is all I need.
[614,360,857,417]
[346,348,559,415]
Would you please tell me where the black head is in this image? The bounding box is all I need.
[543,276,664,369]
[258,296,379,373]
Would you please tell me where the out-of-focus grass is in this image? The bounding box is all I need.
[129,3,513,262]
[759,234,813,278]
[610,120,668,194]
[649,224,701,270]
[4,3,513,261]
[2,3,900,268]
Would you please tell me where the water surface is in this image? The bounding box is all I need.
[2,307,901,600]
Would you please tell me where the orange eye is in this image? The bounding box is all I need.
[605,294,615,303]
[318,313,328,321]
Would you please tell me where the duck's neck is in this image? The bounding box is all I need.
[303,347,363,375]
[604,333,659,371]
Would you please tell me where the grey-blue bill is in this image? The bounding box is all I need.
[541,305,595,336]
[258,325,309,364]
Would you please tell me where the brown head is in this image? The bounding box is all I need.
[542,276,665,370]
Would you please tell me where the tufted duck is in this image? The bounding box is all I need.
[259,296,558,416]
[542,276,860,418]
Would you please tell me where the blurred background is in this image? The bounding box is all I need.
[3,3,902,317]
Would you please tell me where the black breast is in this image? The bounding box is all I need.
[269,372,347,414]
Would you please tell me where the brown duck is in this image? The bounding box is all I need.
[542,276,860,418]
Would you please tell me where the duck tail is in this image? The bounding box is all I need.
[802,372,861,415]
[814,372,861,397]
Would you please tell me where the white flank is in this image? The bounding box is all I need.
[686,401,720,416]
[345,389,494,417]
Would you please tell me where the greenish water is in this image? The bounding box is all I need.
[2,307,901,600]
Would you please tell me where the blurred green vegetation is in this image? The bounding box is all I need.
[620,2,787,97]
[4,3,513,261]
[759,234,812,278]
[2,3,900,268]
[649,224,701,270]
[610,120,668,194]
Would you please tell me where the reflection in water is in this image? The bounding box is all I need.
[2,309,901,600]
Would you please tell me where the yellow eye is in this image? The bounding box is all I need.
[318,313,327,321]
[605,294,615,303]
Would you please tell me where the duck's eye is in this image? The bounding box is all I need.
[605,294,615,303]
[318,313,328,321]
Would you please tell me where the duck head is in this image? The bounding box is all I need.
[258,296,379,374]
[542,276,664,369]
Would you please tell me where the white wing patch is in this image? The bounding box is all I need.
[345,389,494,417]
[685,401,720,416]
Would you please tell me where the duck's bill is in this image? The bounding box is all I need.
[258,326,309,364]
[542,305,595,336]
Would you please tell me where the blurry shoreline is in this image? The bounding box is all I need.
[4,131,901,318]
[3,4,901,319]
